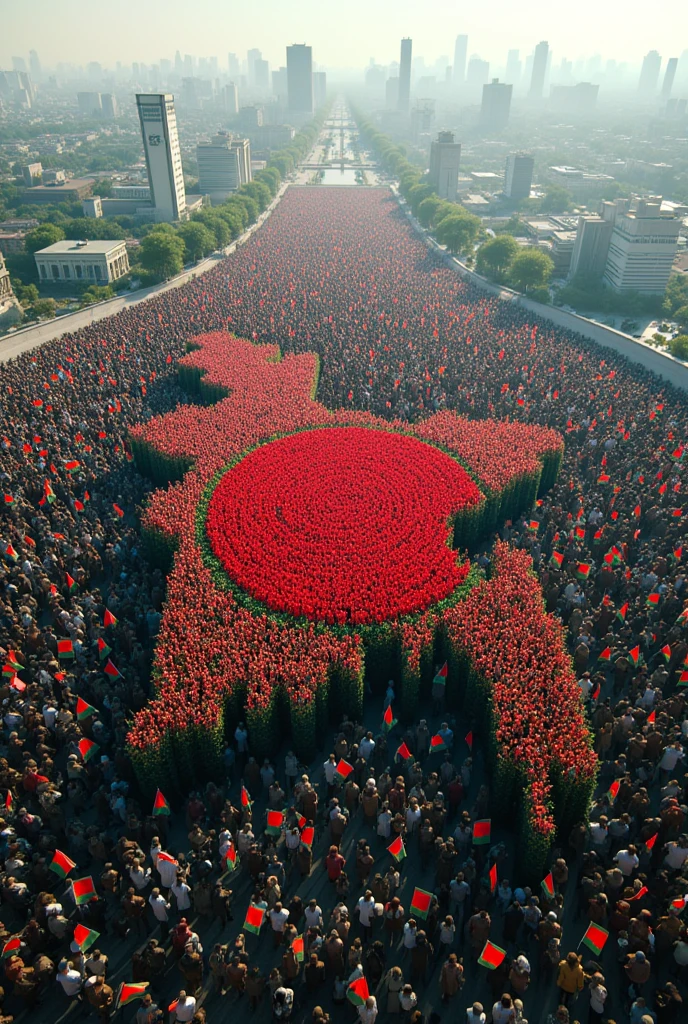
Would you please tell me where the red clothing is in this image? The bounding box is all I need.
[325,851,345,881]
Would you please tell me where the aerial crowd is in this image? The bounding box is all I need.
[0,185,686,1024]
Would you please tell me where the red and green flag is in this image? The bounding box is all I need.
[76,696,96,721]
[433,662,448,687]
[541,873,554,899]
[300,826,315,850]
[240,786,252,810]
[72,875,96,905]
[117,983,148,1008]
[2,651,23,676]
[224,843,238,872]
[243,904,265,935]
[647,710,656,725]
[64,460,80,474]
[292,935,305,963]
[430,734,446,752]
[382,704,397,732]
[65,572,78,593]
[395,741,412,761]
[628,646,642,668]
[4,544,18,562]
[73,923,99,952]
[616,602,628,622]
[57,639,74,660]
[103,659,121,678]
[627,886,649,902]
[478,940,507,970]
[576,562,592,580]
[598,647,612,663]
[50,849,77,879]
[387,835,406,863]
[473,819,491,845]
[335,759,354,780]
[1,936,21,960]
[489,862,497,893]
[580,922,609,955]
[645,832,659,850]
[44,480,56,504]
[550,550,564,569]
[103,609,118,628]
[607,779,620,802]
[266,810,284,836]
[96,637,111,660]
[346,977,370,1006]
[409,887,433,919]
[153,789,170,816]
[78,737,99,763]
[659,644,672,662]
[678,670,688,687]
[647,593,661,607]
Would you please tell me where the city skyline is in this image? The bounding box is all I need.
[2,0,686,71]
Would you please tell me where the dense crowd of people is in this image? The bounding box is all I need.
[0,178,687,1024]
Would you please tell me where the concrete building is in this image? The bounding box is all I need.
[428,131,461,201]
[22,178,94,204]
[77,92,102,115]
[286,44,313,115]
[550,230,577,275]
[398,38,412,113]
[466,58,490,94]
[550,82,599,114]
[603,197,680,294]
[21,163,42,188]
[549,166,615,194]
[249,124,295,150]
[222,83,239,116]
[385,77,399,109]
[254,58,270,92]
[481,79,512,130]
[197,133,251,202]
[568,214,614,279]
[313,71,327,109]
[35,239,130,285]
[0,233,26,255]
[100,93,118,119]
[136,93,186,222]
[0,251,20,329]
[530,41,549,99]
[453,35,468,85]
[111,185,152,200]
[661,58,678,99]
[506,50,522,86]
[639,50,662,95]
[237,105,263,130]
[82,196,103,218]
[504,153,534,200]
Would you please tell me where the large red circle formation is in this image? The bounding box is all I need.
[205,426,481,625]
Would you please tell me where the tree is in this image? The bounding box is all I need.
[407,183,435,216]
[434,211,481,255]
[476,235,520,280]
[672,304,688,331]
[178,221,216,262]
[33,298,56,319]
[509,249,555,293]
[663,273,688,316]
[192,211,231,249]
[541,185,573,214]
[16,283,39,306]
[232,194,259,225]
[79,285,114,306]
[417,195,444,228]
[139,231,185,280]
[25,223,65,253]
[668,334,688,360]
[240,181,272,213]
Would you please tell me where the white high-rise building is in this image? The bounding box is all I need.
[603,197,679,294]
[197,132,250,202]
[287,44,313,115]
[136,93,186,222]
[428,131,461,201]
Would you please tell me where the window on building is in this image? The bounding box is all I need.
[51,264,59,279]
[75,264,83,279]
[95,264,103,280]
[62,265,70,278]
[88,265,95,279]
[39,264,47,280]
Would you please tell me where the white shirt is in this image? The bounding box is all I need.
[57,969,83,996]
[174,996,196,1022]
[664,843,688,870]
[157,857,178,889]
[171,881,191,910]
[357,1000,377,1024]
[129,865,151,891]
[324,760,339,784]
[304,905,323,930]
[360,737,375,760]
[357,897,376,926]
[148,894,169,921]
[660,746,685,771]
[590,984,607,1013]
[466,1014,486,1024]
[403,923,417,948]
[270,907,290,933]
[614,850,639,876]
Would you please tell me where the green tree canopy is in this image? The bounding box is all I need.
[476,235,520,280]
[663,274,688,316]
[417,195,444,228]
[407,183,435,216]
[434,211,481,255]
[541,185,573,213]
[178,221,216,261]
[668,334,688,360]
[25,223,65,253]
[672,304,688,331]
[509,248,555,292]
[139,231,185,281]
[240,181,272,213]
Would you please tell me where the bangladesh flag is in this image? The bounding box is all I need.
[430,734,446,752]
[97,637,112,660]
[489,862,497,893]
[395,742,412,761]
[387,835,406,862]
[78,737,99,763]
[103,609,118,628]
[153,789,171,816]
[478,940,507,970]
[580,922,609,956]
[576,562,592,580]
[117,983,148,1008]
[300,826,315,850]
[473,819,491,845]
[647,593,660,607]
[433,661,448,686]
[645,833,658,850]
[598,647,612,663]
[628,646,642,668]
[292,936,305,963]
[616,602,628,622]
[243,904,265,935]
[66,572,78,593]
[409,887,433,919]
[2,936,21,960]
[104,659,121,678]
[607,779,620,802]
[224,843,238,872]
[2,651,23,676]
[57,639,74,660]
[541,872,554,899]
[64,460,80,474]
[660,644,672,662]
[44,480,56,504]
[4,544,18,562]
[50,849,77,879]
[72,876,96,906]
[678,670,688,686]
[336,759,354,780]
[240,786,252,810]
[550,550,564,568]
[382,704,397,732]
[76,697,96,721]
[266,809,284,836]
[346,977,370,1006]
[73,923,99,952]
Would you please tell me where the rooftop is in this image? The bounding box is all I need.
[35,239,126,255]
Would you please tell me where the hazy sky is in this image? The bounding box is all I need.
[3,0,687,70]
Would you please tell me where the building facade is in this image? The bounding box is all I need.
[136,93,187,222]
[481,79,512,129]
[197,134,251,202]
[35,240,130,285]
[398,38,412,113]
[603,198,679,294]
[429,131,461,201]
[286,44,313,115]
[453,36,468,85]
[569,215,614,280]
[504,153,534,200]
[530,41,549,98]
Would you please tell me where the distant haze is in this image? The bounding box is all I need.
[2,0,686,70]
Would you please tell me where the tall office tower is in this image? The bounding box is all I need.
[603,198,679,294]
[286,44,313,114]
[254,59,270,92]
[100,93,118,119]
[504,153,534,200]
[175,51,183,75]
[569,215,614,279]
[466,58,490,93]
[272,68,288,104]
[247,49,262,84]
[638,50,662,94]
[231,139,252,185]
[313,71,327,109]
[453,35,468,85]
[506,50,521,86]
[398,37,412,112]
[223,82,239,115]
[12,57,27,73]
[661,57,678,99]
[428,131,461,201]
[29,50,41,80]
[529,41,549,98]
[197,132,250,202]
[481,79,513,130]
[77,92,102,115]
[228,53,241,78]
[136,93,186,222]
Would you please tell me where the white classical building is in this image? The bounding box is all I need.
[35,239,129,285]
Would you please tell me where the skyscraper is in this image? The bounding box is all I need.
[247,49,262,85]
[638,50,662,94]
[136,93,186,222]
[429,131,461,201]
[398,38,412,112]
[313,71,327,109]
[529,41,549,98]
[504,153,534,200]
[481,79,512,130]
[453,36,468,85]
[197,132,250,202]
[286,44,313,115]
[506,50,521,86]
[661,57,678,99]
[29,50,41,80]
[254,58,270,92]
